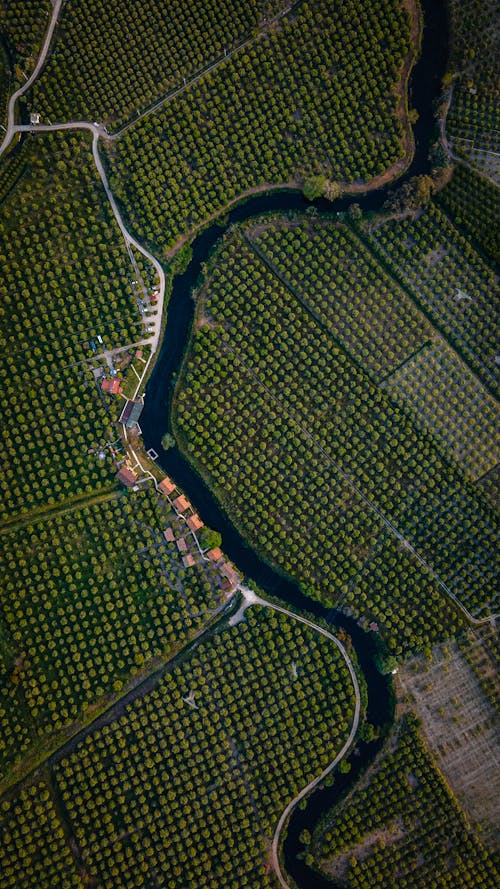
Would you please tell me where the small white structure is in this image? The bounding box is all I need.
[30,112,40,125]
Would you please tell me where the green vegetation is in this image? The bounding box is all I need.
[0,780,84,889]
[436,164,500,263]
[174,219,497,653]
[247,217,433,379]
[106,0,411,252]
[0,133,150,520]
[365,202,499,396]
[0,0,50,79]
[446,0,499,177]
[313,714,498,887]
[42,606,354,888]
[382,339,499,480]
[0,491,225,780]
[33,0,288,129]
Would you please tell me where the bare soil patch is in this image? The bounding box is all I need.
[397,634,500,848]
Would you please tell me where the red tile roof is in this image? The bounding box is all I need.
[173,494,190,513]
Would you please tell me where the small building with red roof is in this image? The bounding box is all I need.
[182,554,195,568]
[176,537,187,553]
[158,476,176,496]
[207,547,223,562]
[187,513,204,533]
[163,528,175,543]
[173,494,190,513]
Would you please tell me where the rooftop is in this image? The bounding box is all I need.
[187,513,204,532]
[116,465,138,487]
[119,399,143,429]
[173,494,190,513]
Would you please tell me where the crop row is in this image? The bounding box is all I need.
[248,218,433,379]
[382,339,499,480]
[107,0,410,251]
[436,164,500,263]
[175,226,496,647]
[43,606,355,888]
[366,202,499,396]
[0,490,224,776]
[34,0,288,128]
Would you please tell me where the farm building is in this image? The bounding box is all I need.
[187,513,204,532]
[207,547,223,562]
[221,562,239,587]
[116,465,138,487]
[101,378,121,394]
[119,398,143,429]
[173,494,190,513]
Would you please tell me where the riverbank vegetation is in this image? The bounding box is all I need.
[105,0,412,253]
[1,604,357,888]
[312,713,498,888]
[174,218,496,654]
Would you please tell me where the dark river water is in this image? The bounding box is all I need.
[140,0,449,883]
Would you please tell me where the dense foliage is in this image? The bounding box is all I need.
[33,0,287,129]
[314,714,498,888]
[0,491,225,779]
[436,164,500,263]
[365,202,499,396]
[175,221,497,653]
[106,0,411,252]
[0,781,84,889]
[0,0,50,76]
[43,606,355,888]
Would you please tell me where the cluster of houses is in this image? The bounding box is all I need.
[159,475,240,594]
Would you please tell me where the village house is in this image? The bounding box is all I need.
[187,513,204,533]
[182,554,195,568]
[101,377,121,395]
[173,494,190,513]
[176,537,187,553]
[116,465,138,487]
[207,547,223,562]
[163,528,175,542]
[158,476,176,496]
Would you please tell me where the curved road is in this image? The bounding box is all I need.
[0,0,63,159]
[235,586,361,889]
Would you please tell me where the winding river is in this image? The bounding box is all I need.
[140,0,449,884]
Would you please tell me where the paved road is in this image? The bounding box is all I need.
[0,0,63,158]
[235,586,361,889]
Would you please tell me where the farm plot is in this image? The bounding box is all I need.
[314,713,498,888]
[174,224,496,652]
[107,0,411,252]
[33,0,288,129]
[436,164,500,264]
[446,0,500,182]
[398,638,500,847]
[366,202,500,395]
[382,338,499,480]
[46,605,357,889]
[0,490,225,780]
[0,780,84,889]
[247,218,433,379]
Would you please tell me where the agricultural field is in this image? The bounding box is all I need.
[246,217,433,380]
[446,0,500,182]
[174,220,497,649]
[0,132,152,520]
[312,713,498,888]
[0,490,226,782]
[0,780,84,889]
[1,604,358,889]
[365,202,499,396]
[0,0,51,81]
[106,0,413,252]
[382,338,499,480]
[33,0,288,129]
[436,164,500,263]
[398,639,500,847]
